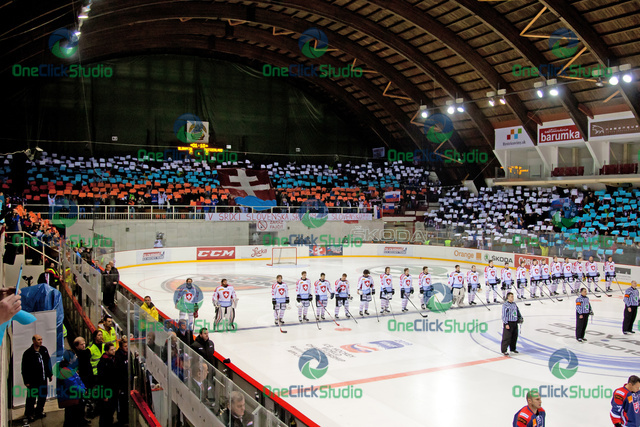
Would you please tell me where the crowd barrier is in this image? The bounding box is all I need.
[113,244,636,286]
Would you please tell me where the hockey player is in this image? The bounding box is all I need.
[173,278,203,330]
[467,265,480,305]
[485,260,499,303]
[314,273,331,320]
[516,260,528,300]
[512,389,545,427]
[357,269,374,316]
[296,271,313,323]
[449,265,465,308]
[575,287,593,342]
[604,256,616,292]
[563,257,575,294]
[501,262,514,300]
[610,375,640,427]
[585,256,600,292]
[419,266,433,309]
[334,273,351,319]
[271,275,289,325]
[550,256,563,295]
[399,268,414,312]
[212,279,237,331]
[540,259,551,296]
[530,260,541,298]
[379,267,394,314]
[573,256,587,291]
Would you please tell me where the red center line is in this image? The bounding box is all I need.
[321,356,509,389]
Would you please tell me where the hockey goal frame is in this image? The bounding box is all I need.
[267,246,298,266]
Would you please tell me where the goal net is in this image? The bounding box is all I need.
[268,247,298,266]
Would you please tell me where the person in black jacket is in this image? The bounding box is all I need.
[97,342,118,427]
[102,263,119,311]
[190,328,215,364]
[21,335,53,422]
[73,337,95,389]
[114,337,129,426]
[219,391,252,427]
[174,319,194,346]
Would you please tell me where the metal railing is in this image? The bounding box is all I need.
[57,238,315,427]
[22,203,372,222]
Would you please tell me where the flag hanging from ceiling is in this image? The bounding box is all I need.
[217,169,277,211]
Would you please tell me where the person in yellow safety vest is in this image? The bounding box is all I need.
[101,315,118,349]
[89,329,104,375]
[141,296,159,322]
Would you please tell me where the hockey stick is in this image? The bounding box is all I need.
[309,300,322,330]
[386,295,396,320]
[538,284,557,303]
[371,292,380,322]
[473,288,491,311]
[614,277,624,295]
[278,314,287,333]
[575,276,601,298]
[344,306,358,324]
[407,294,430,317]
[321,300,340,327]
[543,283,563,302]
[592,280,612,297]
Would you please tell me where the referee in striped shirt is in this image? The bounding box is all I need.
[501,292,521,356]
[575,287,593,342]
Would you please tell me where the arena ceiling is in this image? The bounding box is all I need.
[2,0,640,185]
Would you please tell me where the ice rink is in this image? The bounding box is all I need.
[119,255,640,426]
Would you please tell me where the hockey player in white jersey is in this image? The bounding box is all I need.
[212,279,237,331]
[399,268,414,312]
[296,271,313,323]
[563,257,575,293]
[530,260,541,298]
[467,265,480,305]
[314,273,332,320]
[604,256,616,291]
[358,269,374,316]
[585,256,600,292]
[449,265,465,307]
[501,262,514,300]
[272,275,289,325]
[419,266,433,309]
[550,256,563,295]
[573,256,587,291]
[540,259,551,295]
[334,273,351,319]
[485,260,499,303]
[379,267,394,314]
[516,260,528,300]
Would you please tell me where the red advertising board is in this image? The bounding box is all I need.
[539,124,584,143]
[515,254,549,270]
[197,247,236,260]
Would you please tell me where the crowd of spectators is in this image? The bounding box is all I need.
[426,185,640,264]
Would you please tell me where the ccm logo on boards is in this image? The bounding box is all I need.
[197,247,236,260]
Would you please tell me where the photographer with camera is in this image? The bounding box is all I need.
[501,292,523,357]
